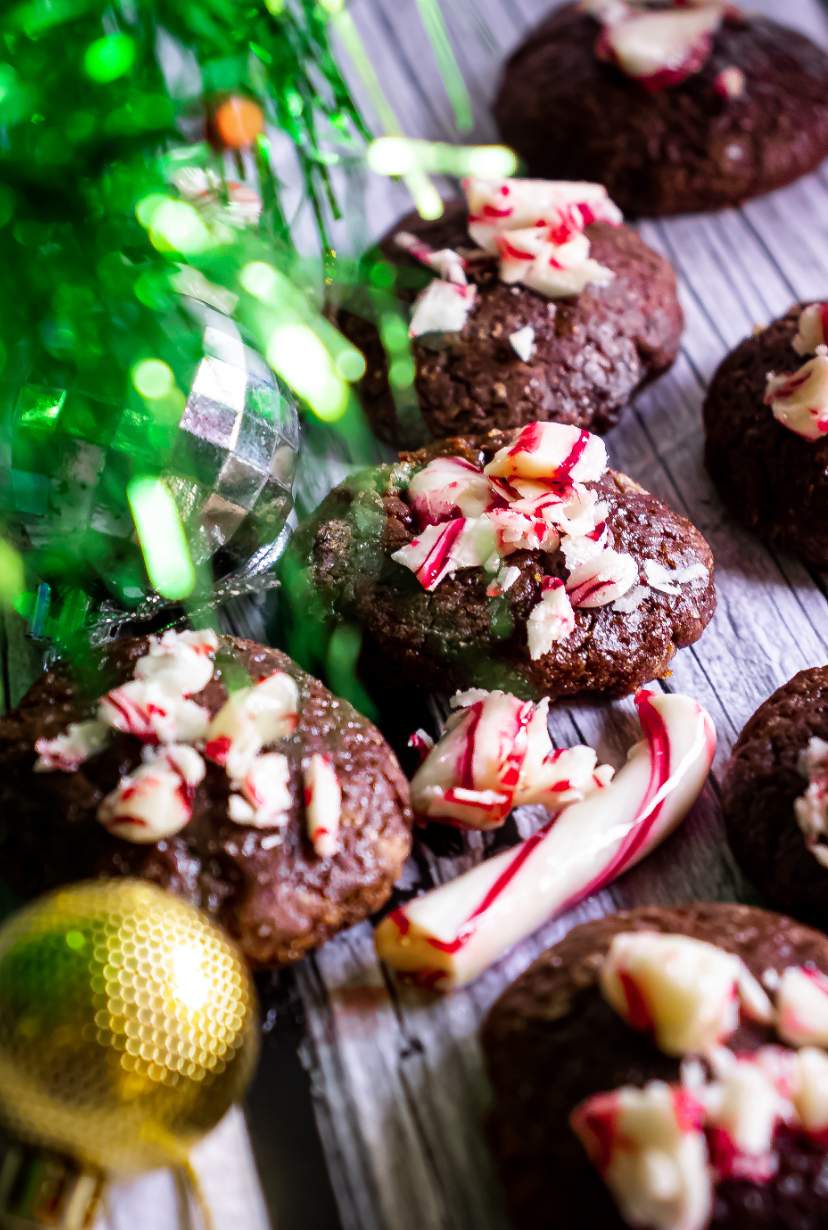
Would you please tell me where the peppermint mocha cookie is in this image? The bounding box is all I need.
[286,421,715,701]
[0,631,413,967]
[483,903,828,1230]
[338,178,682,446]
[723,667,828,925]
[494,3,828,217]
[704,303,828,567]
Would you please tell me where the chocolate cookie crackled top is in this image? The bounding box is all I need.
[723,667,828,926]
[483,903,828,1230]
[337,178,682,446]
[287,421,716,702]
[704,302,828,567]
[494,2,828,218]
[0,630,413,967]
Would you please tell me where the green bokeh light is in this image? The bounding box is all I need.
[84,33,136,84]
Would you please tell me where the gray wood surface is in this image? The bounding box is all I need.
[3,1,828,1227]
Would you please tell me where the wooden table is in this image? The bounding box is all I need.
[4,0,828,1225]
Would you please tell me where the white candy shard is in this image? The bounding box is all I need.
[407,456,493,527]
[228,752,292,829]
[613,585,649,614]
[792,1047,828,1134]
[765,349,828,441]
[487,506,561,556]
[776,964,828,1047]
[484,422,608,484]
[643,559,710,596]
[794,737,828,869]
[601,8,722,90]
[98,744,205,843]
[391,516,497,592]
[376,691,715,989]
[304,752,342,857]
[409,279,477,338]
[34,720,110,772]
[409,689,612,830]
[98,679,210,745]
[509,325,536,361]
[793,303,828,356]
[393,230,467,285]
[464,177,623,254]
[134,627,218,696]
[498,226,615,299]
[600,931,773,1056]
[571,1082,712,1230]
[527,577,577,659]
[486,563,521,598]
[205,670,300,781]
[714,65,746,100]
[700,1048,794,1182]
[567,548,638,608]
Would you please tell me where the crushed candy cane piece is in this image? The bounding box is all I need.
[486,563,521,598]
[714,65,745,99]
[700,1048,795,1182]
[777,965,828,1047]
[567,547,638,608]
[643,559,710,596]
[464,177,622,254]
[304,752,342,857]
[35,720,110,772]
[409,279,477,338]
[613,585,648,614]
[99,679,210,746]
[487,506,561,555]
[393,230,467,285]
[527,577,577,659]
[205,670,300,781]
[793,303,828,357]
[228,752,292,829]
[391,517,497,592]
[98,744,205,843]
[765,349,828,441]
[600,931,773,1056]
[509,325,536,361]
[794,737,828,869]
[792,1047,828,1135]
[485,422,607,484]
[571,1082,712,1230]
[409,688,612,829]
[134,627,218,696]
[599,7,722,91]
[407,456,494,527]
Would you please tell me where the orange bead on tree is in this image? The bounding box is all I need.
[212,94,265,149]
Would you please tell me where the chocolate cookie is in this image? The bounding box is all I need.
[494,5,828,217]
[0,632,413,967]
[704,304,828,568]
[340,198,682,447]
[723,668,828,925]
[482,903,828,1229]
[285,423,715,702]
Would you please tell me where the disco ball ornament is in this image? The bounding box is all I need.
[0,880,259,1179]
[7,301,300,639]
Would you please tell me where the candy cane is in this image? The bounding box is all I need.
[393,231,468,285]
[375,690,715,991]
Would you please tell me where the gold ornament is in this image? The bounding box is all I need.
[0,879,259,1181]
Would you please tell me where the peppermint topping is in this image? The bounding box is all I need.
[98,744,206,843]
[204,670,300,781]
[35,720,109,772]
[571,1083,712,1230]
[714,65,745,99]
[408,279,478,338]
[409,688,614,829]
[227,752,292,829]
[776,965,828,1047]
[600,932,773,1056]
[597,7,723,92]
[133,627,219,695]
[793,303,828,356]
[393,230,467,285]
[795,737,828,867]
[407,456,493,528]
[527,578,576,658]
[509,325,536,361]
[699,1048,794,1182]
[98,680,211,746]
[391,422,686,657]
[765,349,828,441]
[303,752,342,857]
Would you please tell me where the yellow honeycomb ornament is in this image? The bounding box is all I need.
[0,879,259,1182]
